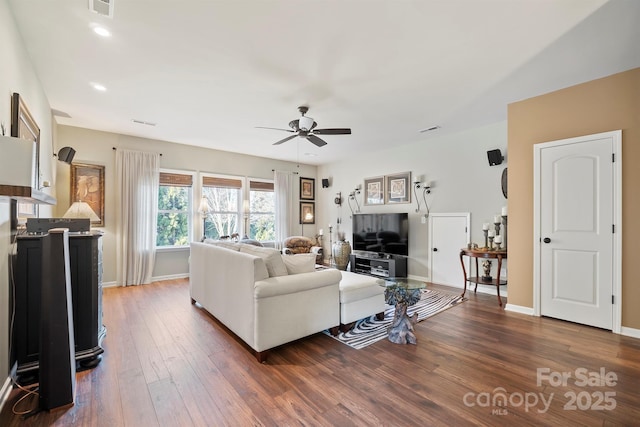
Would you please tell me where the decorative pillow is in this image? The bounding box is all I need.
[239,244,288,277]
[239,238,263,247]
[282,253,317,275]
[203,239,240,251]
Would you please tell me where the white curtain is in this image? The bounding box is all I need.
[116,149,160,286]
[274,170,293,250]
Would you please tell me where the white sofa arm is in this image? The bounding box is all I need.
[255,269,341,298]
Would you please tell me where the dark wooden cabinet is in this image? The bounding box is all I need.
[14,231,105,375]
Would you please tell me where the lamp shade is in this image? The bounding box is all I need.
[63,201,100,223]
[198,196,211,216]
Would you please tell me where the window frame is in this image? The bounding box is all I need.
[247,178,275,242]
[156,169,195,250]
[200,172,244,240]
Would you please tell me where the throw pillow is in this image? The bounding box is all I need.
[282,253,317,275]
[239,244,288,277]
[239,238,263,247]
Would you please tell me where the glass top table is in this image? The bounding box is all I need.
[376,278,427,345]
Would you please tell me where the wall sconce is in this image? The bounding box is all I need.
[198,196,211,241]
[413,180,432,215]
[348,185,361,215]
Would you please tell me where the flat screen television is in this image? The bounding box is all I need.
[352,213,409,256]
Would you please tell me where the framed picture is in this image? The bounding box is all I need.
[299,201,315,224]
[300,177,315,200]
[70,163,105,226]
[364,176,385,205]
[11,93,40,217]
[385,172,411,204]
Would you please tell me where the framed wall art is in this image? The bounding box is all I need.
[70,163,105,226]
[11,93,40,217]
[385,172,411,204]
[300,177,315,200]
[364,176,385,205]
[299,201,315,224]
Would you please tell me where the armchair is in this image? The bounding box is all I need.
[283,236,323,264]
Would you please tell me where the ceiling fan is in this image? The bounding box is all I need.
[256,106,351,147]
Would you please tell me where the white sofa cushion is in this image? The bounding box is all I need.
[239,243,288,277]
[282,253,317,274]
[255,269,342,298]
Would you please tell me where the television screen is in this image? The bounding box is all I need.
[352,213,409,256]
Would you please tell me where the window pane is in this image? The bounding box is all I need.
[249,189,275,240]
[157,183,191,247]
[156,212,189,246]
[203,186,241,239]
[159,186,189,211]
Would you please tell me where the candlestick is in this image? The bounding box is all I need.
[487,230,495,238]
[502,215,508,250]
[488,235,494,250]
[482,223,490,231]
[483,229,488,249]
[494,220,501,237]
[493,215,501,224]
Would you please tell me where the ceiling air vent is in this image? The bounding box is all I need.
[89,0,114,18]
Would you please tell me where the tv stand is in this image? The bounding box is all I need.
[349,251,407,278]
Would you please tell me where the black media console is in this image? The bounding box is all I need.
[349,251,407,278]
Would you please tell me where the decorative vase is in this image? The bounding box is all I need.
[332,240,352,271]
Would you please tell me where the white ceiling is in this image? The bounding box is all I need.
[8,0,640,165]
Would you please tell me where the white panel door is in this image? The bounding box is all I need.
[429,213,469,287]
[539,134,614,329]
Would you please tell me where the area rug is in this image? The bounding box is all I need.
[324,289,464,349]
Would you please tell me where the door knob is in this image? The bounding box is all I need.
[433,248,438,252]
[543,237,551,244]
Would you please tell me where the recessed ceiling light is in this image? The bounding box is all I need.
[90,82,107,92]
[419,125,441,133]
[92,26,111,37]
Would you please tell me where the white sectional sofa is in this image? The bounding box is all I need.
[190,241,342,362]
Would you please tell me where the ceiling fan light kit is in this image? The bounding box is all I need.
[258,106,351,148]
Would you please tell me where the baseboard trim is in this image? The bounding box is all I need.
[0,375,13,414]
[505,304,535,316]
[620,326,640,339]
[102,273,190,289]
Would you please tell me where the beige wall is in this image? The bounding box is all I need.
[507,67,640,328]
[55,125,317,284]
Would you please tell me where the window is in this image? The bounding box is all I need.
[202,175,242,240]
[249,180,275,241]
[157,172,193,247]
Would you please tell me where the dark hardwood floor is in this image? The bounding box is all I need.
[2,278,639,426]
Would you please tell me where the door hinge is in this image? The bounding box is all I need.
[612,295,615,304]
[465,226,468,233]
[612,224,615,233]
[612,153,615,162]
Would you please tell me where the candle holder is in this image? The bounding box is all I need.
[494,242,501,251]
[502,215,508,250]
[328,225,334,266]
[483,229,488,249]
[494,221,501,238]
[488,235,494,250]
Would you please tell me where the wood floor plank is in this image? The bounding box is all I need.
[2,279,639,426]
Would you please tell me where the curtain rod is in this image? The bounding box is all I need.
[272,169,299,174]
[113,147,162,156]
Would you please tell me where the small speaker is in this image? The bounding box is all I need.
[487,149,503,166]
[57,147,76,164]
[322,178,329,188]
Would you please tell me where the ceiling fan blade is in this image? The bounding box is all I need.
[313,128,351,135]
[255,126,295,133]
[273,134,299,145]
[306,134,327,147]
